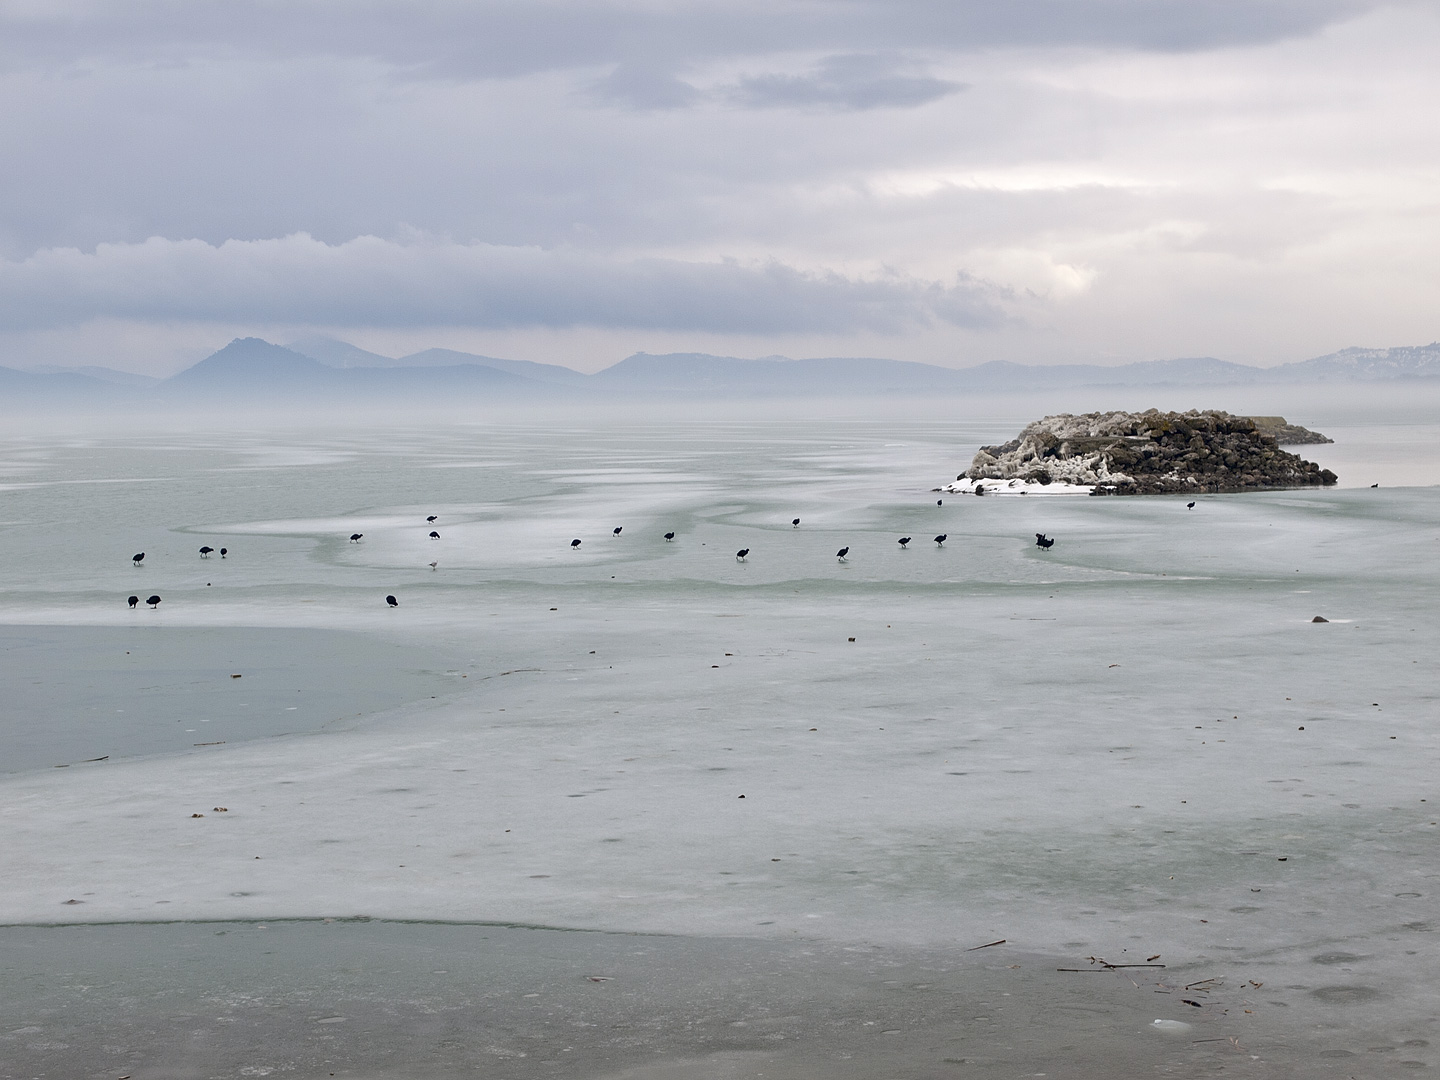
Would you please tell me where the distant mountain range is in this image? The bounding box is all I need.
[285,336,590,384]
[3,335,1439,406]
[165,338,538,398]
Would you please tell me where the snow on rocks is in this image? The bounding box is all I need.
[942,477,1096,496]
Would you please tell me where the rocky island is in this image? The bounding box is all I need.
[945,409,1337,496]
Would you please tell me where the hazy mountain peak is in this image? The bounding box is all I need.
[1278,343,1440,380]
[167,338,332,386]
[395,348,588,384]
[288,336,396,368]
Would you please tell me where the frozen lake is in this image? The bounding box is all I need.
[2,389,1438,1077]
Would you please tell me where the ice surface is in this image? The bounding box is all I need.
[2,394,1438,1075]
[0,921,1406,1079]
[0,626,460,772]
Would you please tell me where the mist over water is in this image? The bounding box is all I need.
[3,386,1439,1077]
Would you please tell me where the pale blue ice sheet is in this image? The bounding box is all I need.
[0,625,460,771]
[1,400,1437,1075]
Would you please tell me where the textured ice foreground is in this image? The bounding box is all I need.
[2,402,1438,1076]
[2,922,1409,1080]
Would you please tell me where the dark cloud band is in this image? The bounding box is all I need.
[0,234,1008,334]
[0,0,1375,77]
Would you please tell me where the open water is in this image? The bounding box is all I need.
[2,385,1439,1078]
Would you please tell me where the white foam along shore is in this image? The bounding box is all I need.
[940,476,1097,496]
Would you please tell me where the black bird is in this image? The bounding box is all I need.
[735,548,749,561]
[146,594,161,608]
[132,552,145,565]
[792,518,800,527]
[933,534,946,546]
[613,527,623,536]
[1035,533,1055,549]
[898,537,911,548]
[937,499,943,505]
[220,547,228,558]
[386,594,398,607]
[1186,501,1195,509]
[199,546,213,558]
[127,595,139,608]
[427,515,438,523]
[349,533,363,543]
[664,532,675,541]
[1371,483,1379,488]
[836,547,849,561]
[429,531,440,539]
[571,538,582,548]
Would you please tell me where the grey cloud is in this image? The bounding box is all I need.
[590,53,961,114]
[588,63,702,110]
[0,1,1379,79]
[0,235,1008,334]
[729,54,965,111]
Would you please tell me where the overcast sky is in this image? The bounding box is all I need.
[2,0,1437,375]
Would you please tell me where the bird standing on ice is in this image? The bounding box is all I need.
[146,594,161,608]
[571,538,582,549]
[898,537,911,548]
[386,594,398,607]
[836,547,849,561]
[933,534,946,546]
[735,548,749,561]
[127,595,139,608]
[664,532,675,541]
[132,552,145,566]
[349,533,363,543]
[613,527,623,536]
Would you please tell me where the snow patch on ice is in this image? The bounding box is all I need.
[941,477,1097,496]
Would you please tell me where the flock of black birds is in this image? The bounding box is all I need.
[563,520,1037,565]
[126,544,230,609]
[130,498,1237,610]
[131,516,436,609]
